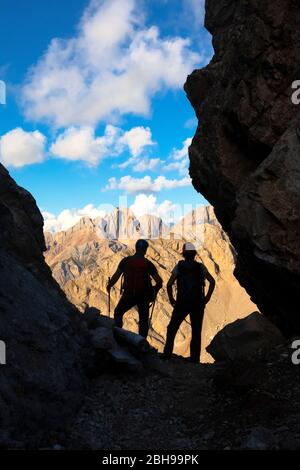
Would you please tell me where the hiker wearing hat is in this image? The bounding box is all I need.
[163,242,215,363]
[107,239,163,338]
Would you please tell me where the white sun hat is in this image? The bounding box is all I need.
[183,242,197,252]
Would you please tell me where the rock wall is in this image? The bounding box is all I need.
[0,164,88,447]
[184,0,300,336]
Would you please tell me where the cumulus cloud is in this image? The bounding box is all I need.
[0,128,46,168]
[162,159,188,175]
[116,155,159,172]
[21,0,200,127]
[130,193,178,223]
[119,126,154,157]
[116,136,192,175]
[185,0,205,27]
[43,203,106,232]
[43,196,181,232]
[50,124,154,165]
[104,175,191,193]
[133,158,160,172]
[170,137,192,160]
[116,157,136,170]
[50,125,119,165]
[162,137,192,175]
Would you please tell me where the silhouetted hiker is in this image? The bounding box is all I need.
[163,242,215,363]
[107,239,163,338]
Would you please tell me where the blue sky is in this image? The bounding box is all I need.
[0,0,213,231]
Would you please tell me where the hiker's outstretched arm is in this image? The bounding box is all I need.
[107,268,122,292]
[167,272,177,307]
[204,270,215,304]
[152,272,163,292]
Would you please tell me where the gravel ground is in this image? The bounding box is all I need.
[66,346,300,451]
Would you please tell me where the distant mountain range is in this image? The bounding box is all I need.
[45,206,256,362]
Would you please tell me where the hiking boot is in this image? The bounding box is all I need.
[160,353,172,361]
[189,357,200,364]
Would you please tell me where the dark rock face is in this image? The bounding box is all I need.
[207,312,284,362]
[185,0,300,336]
[0,164,88,447]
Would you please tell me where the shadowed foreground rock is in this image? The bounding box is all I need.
[207,312,284,362]
[68,338,300,450]
[184,0,300,336]
[84,307,167,376]
[0,164,91,448]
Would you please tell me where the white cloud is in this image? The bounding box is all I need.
[0,128,46,168]
[22,0,200,127]
[163,159,188,175]
[119,126,154,157]
[43,197,181,233]
[171,137,192,160]
[116,136,192,175]
[162,137,192,175]
[185,0,205,27]
[117,157,136,170]
[116,155,159,172]
[50,125,119,165]
[104,174,191,193]
[133,158,160,172]
[43,203,106,232]
[50,124,153,166]
[130,193,178,223]
[130,194,158,216]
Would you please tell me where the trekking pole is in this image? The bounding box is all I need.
[108,276,111,317]
[148,292,157,332]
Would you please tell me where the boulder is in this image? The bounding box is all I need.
[88,323,165,374]
[108,347,143,373]
[98,314,115,330]
[207,312,284,361]
[84,308,115,330]
[84,306,101,329]
[113,327,151,353]
[90,327,117,350]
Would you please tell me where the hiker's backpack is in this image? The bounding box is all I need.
[122,256,154,298]
[176,260,206,308]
